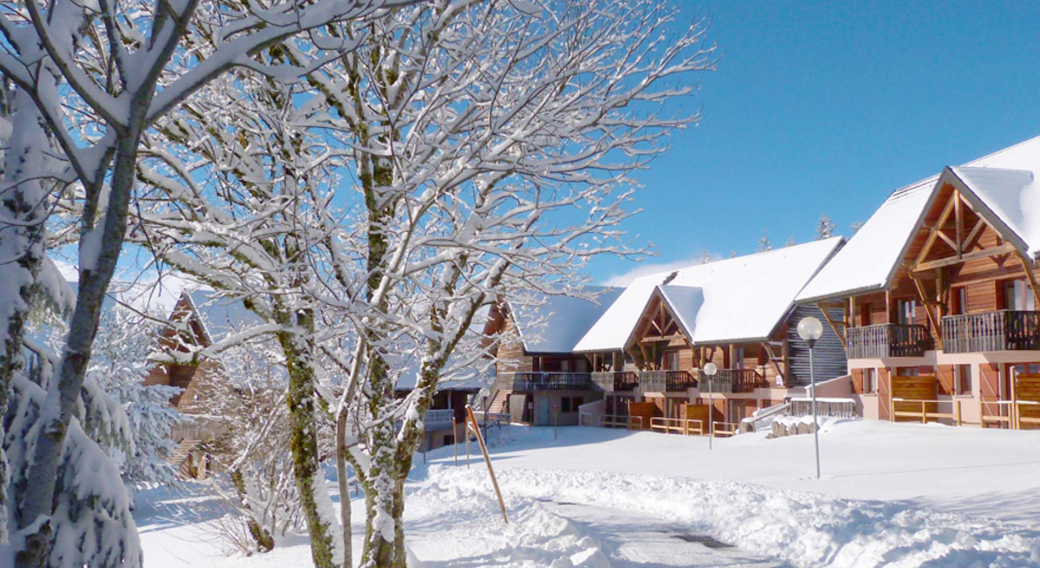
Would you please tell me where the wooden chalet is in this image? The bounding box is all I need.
[483,287,623,425]
[797,135,1040,429]
[572,239,847,433]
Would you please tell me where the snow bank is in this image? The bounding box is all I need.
[415,464,1040,568]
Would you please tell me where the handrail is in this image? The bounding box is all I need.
[495,372,592,391]
[891,397,963,426]
[739,402,791,432]
[649,416,705,436]
[847,323,931,358]
[942,310,1040,353]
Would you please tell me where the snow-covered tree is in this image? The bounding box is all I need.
[816,212,837,240]
[785,235,796,247]
[851,220,865,234]
[758,229,773,252]
[129,2,714,567]
[0,0,417,564]
[84,308,184,492]
[701,250,712,264]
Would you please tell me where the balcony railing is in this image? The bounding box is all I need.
[495,372,592,391]
[591,371,639,392]
[424,409,457,430]
[942,310,1040,353]
[707,369,763,394]
[639,370,697,392]
[847,323,931,358]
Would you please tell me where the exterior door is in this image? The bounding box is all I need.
[536,396,551,425]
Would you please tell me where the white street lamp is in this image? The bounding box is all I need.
[797,316,824,479]
[702,362,718,450]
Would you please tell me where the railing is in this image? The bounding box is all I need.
[789,397,857,418]
[424,409,457,430]
[495,372,592,391]
[847,323,931,358]
[639,370,697,392]
[712,422,740,437]
[891,398,963,425]
[942,310,1040,353]
[981,399,1040,429]
[600,414,643,430]
[590,371,639,392]
[739,402,792,433]
[710,369,762,394]
[649,417,704,435]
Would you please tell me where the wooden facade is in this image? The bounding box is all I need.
[823,178,1040,429]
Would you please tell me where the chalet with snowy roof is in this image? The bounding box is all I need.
[573,239,846,431]
[483,286,624,425]
[797,135,1040,429]
[484,241,848,431]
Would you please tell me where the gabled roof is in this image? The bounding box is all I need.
[575,237,843,351]
[797,135,1040,303]
[507,286,624,354]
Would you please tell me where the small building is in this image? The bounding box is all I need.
[797,135,1040,429]
[483,287,624,425]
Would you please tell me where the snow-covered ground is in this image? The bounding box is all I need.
[136,419,1040,567]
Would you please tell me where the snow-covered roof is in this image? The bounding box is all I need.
[185,290,264,345]
[575,238,843,351]
[508,287,624,354]
[797,135,1040,303]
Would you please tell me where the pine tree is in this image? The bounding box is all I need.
[701,250,712,264]
[785,236,796,247]
[758,229,773,252]
[851,221,864,233]
[816,212,837,240]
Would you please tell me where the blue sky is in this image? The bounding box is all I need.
[594,1,1040,285]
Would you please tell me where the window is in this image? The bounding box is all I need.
[663,351,680,370]
[897,367,920,377]
[955,365,972,395]
[560,396,584,413]
[951,287,967,315]
[560,359,571,372]
[733,346,744,370]
[859,303,871,326]
[1003,279,1036,311]
[862,368,876,393]
[897,298,916,325]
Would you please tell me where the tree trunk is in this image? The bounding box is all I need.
[279,328,341,568]
[17,114,143,567]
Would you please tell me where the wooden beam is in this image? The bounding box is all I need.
[910,275,943,350]
[639,334,686,344]
[912,242,1017,273]
[963,218,985,253]
[816,303,847,349]
[1017,251,1040,311]
[936,229,958,253]
[914,196,959,267]
[954,189,963,258]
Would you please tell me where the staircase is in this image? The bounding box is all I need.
[488,389,511,414]
[170,439,203,478]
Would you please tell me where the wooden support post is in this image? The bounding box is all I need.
[453,418,458,466]
[911,275,943,350]
[465,423,471,469]
[955,399,962,427]
[1016,251,1040,312]
[467,405,508,523]
[1011,371,1019,431]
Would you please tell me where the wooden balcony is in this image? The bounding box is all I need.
[707,369,763,394]
[639,370,697,392]
[847,323,931,358]
[591,371,639,392]
[496,372,592,391]
[942,310,1040,353]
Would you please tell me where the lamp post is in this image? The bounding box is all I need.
[797,316,824,479]
[702,362,718,450]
